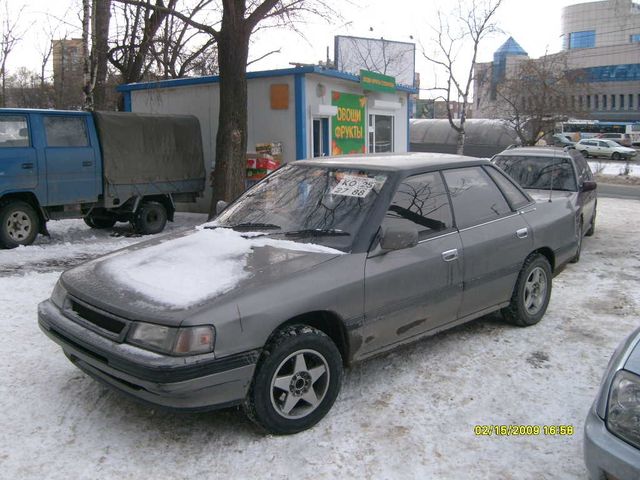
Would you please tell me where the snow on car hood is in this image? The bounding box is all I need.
[62,227,344,313]
[102,227,342,308]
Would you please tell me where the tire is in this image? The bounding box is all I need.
[84,210,116,229]
[502,254,552,327]
[132,201,167,235]
[612,152,621,161]
[581,150,589,158]
[585,210,596,237]
[0,200,39,248]
[244,325,343,435]
[570,220,583,263]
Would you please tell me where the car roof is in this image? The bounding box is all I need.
[299,152,489,174]
[494,146,571,158]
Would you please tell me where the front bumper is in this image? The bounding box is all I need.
[38,299,258,411]
[584,404,640,480]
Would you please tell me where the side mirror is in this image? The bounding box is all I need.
[215,200,228,215]
[380,224,419,251]
[581,180,597,192]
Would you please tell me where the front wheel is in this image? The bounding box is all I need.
[0,200,40,248]
[244,325,343,435]
[585,210,596,237]
[612,152,621,161]
[581,150,589,158]
[132,201,167,235]
[502,254,552,327]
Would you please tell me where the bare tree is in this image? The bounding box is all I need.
[149,1,218,79]
[491,53,589,145]
[115,0,334,216]
[423,0,503,154]
[0,1,25,107]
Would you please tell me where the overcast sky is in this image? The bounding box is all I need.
[6,0,587,98]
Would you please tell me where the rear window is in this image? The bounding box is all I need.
[44,116,89,147]
[493,155,577,192]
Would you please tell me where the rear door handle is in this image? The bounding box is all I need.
[516,228,528,239]
[82,160,93,167]
[442,249,458,262]
[21,162,34,169]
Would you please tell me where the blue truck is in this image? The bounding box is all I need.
[0,109,205,248]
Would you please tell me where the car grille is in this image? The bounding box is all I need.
[69,299,127,337]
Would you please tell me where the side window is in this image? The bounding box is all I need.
[44,116,89,147]
[443,167,511,229]
[383,172,453,240]
[483,165,531,210]
[0,115,29,147]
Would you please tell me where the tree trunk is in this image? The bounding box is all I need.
[82,0,93,110]
[93,0,112,110]
[209,3,249,216]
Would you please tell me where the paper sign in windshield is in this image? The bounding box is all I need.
[331,175,376,197]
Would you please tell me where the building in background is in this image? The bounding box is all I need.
[474,0,640,122]
[51,38,84,109]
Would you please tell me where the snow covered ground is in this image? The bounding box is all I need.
[1,201,639,480]
[588,159,640,177]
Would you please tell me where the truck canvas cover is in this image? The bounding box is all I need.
[93,111,205,186]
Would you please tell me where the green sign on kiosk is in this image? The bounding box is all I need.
[360,69,396,93]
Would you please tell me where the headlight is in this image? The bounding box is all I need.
[606,369,640,449]
[51,281,68,309]
[127,322,215,356]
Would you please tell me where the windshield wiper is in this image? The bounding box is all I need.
[204,222,282,231]
[283,228,350,237]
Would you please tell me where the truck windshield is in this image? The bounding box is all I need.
[493,155,577,192]
[215,164,388,251]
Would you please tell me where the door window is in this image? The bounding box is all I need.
[443,167,511,229]
[0,115,29,147]
[368,114,394,153]
[484,165,531,209]
[44,116,89,147]
[382,172,453,240]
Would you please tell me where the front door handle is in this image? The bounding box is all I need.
[516,228,528,239]
[442,248,458,262]
[21,162,34,169]
[82,160,93,167]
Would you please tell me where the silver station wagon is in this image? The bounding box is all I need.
[39,153,579,434]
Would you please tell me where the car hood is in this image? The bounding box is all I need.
[60,227,344,325]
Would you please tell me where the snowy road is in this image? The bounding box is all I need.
[1,200,639,480]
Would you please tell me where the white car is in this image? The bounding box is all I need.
[576,139,637,160]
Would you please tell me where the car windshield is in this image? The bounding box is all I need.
[493,155,577,191]
[214,164,389,251]
[602,140,622,147]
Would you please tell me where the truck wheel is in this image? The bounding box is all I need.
[132,201,167,235]
[0,200,39,248]
[244,325,343,435]
[84,211,116,229]
[501,254,552,327]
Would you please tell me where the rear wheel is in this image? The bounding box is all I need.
[581,150,589,158]
[585,209,596,237]
[502,254,552,327]
[132,201,167,235]
[244,325,343,435]
[570,220,583,263]
[0,200,39,248]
